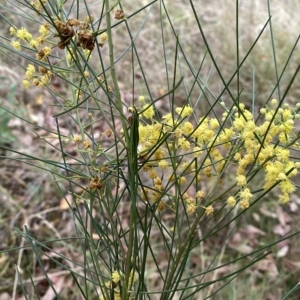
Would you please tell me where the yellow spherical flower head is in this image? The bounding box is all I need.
[218,127,235,143]
[263,161,283,189]
[281,108,292,121]
[153,176,162,186]
[174,128,182,138]
[193,146,202,158]
[39,23,50,37]
[239,188,252,209]
[278,193,290,204]
[178,176,186,185]
[32,78,40,86]
[239,187,252,201]
[154,148,165,160]
[25,64,36,80]
[142,104,155,119]
[278,132,289,144]
[186,196,195,204]
[260,107,267,114]
[111,270,121,284]
[222,111,228,122]
[74,90,83,101]
[265,110,275,122]
[100,32,108,43]
[11,40,21,50]
[186,203,196,214]
[178,138,190,151]
[73,135,82,144]
[233,116,246,131]
[205,205,214,216]
[196,190,205,199]
[240,199,250,209]
[83,49,92,59]
[40,75,51,85]
[181,192,189,201]
[277,172,288,181]
[158,159,168,170]
[162,113,175,128]
[10,27,16,35]
[227,196,236,207]
[83,140,91,149]
[16,27,32,40]
[236,174,247,186]
[138,124,148,143]
[36,46,51,60]
[148,169,157,179]
[36,36,45,45]
[175,105,193,118]
[22,80,31,89]
[182,121,194,135]
[234,152,241,161]
[209,118,220,130]
[138,95,145,103]
[279,180,295,195]
[275,148,290,162]
[153,123,163,131]
[162,113,172,122]
[271,98,278,106]
[30,39,39,48]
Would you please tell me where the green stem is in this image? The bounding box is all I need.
[161,208,206,300]
[105,1,136,299]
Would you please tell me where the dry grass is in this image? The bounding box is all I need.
[1,0,300,299]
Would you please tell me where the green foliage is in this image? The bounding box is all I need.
[0,0,300,299]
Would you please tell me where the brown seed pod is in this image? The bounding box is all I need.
[115,9,124,20]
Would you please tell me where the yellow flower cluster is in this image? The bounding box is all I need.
[111,270,122,283]
[232,102,299,205]
[14,12,108,90]
[10,24,50,52]
[98,268,137,300]
[22,65,54,89]
[10,24,55,89]
[30,0,47,12]
[136,100,299,215]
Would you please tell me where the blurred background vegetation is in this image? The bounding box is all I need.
[0,0,300,299]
